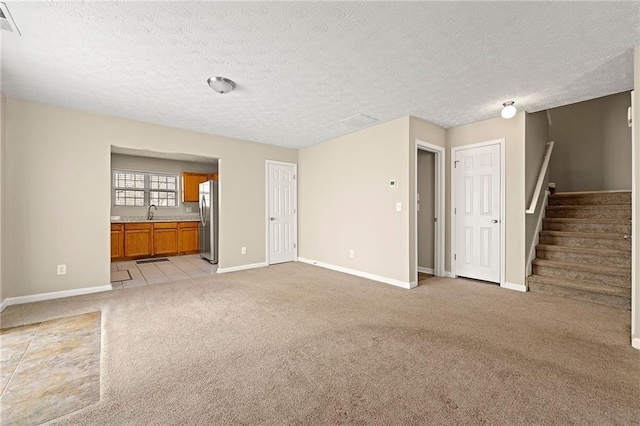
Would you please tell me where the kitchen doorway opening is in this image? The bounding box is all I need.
[109,146,220,288]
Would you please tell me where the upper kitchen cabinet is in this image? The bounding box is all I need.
[182,172,209,202]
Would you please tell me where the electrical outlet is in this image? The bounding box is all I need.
[57,264,67,275]
[185,207,193,213]
[241,247,247,255]
[349,250,354,258]
[396,202,402,212]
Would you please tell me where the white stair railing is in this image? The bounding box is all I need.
[526,141,555,214]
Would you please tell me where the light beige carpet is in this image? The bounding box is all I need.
[1,262,638,424]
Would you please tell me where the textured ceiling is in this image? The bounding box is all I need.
[1,2,639,148]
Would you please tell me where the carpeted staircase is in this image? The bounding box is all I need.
[527,191,632,310]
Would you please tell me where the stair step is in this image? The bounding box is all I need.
[545,205,631,219]
[542,218,631,234]
[548,190,631,206]
[532,259,630,287]
[536,244,631,269]
[527,274,631,310]
[539,230,632,251]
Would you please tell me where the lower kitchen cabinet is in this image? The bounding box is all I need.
[112,221,200,261]
[179,222,199,254]
[111,224,124,261]
[153,222,179,256]
[124,223,153,258]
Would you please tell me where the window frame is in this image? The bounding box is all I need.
[112,169,181,208]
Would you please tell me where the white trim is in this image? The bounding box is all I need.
[417,267,434,275]
[297,257,412,289]
[0,285,112,311]
[631,88,638,344]
[0,298,9,313]
[414,139,446,283]
[451,139,506,286]
[217,262,268,274]
[501,281,527,292]
[526,141,555,214]
[265,160,298,266]
[443,270,455,278]
[527,190,550,277]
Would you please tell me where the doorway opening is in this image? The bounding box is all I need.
[109,146,220,288]
[414,140,445,286]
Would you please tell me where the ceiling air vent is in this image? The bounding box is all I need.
[0,3,20,35]
[341,114,379,127]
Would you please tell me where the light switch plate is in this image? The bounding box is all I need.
[396,202,402,212]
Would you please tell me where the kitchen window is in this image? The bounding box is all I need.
[113,170,179,207]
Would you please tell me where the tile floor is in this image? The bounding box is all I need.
[111,254,217,289]
[0,312,101,425]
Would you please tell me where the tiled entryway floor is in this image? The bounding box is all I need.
[111,254,217,289]
[0,312,101,425]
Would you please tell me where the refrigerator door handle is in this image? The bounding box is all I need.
[200,195,207,226]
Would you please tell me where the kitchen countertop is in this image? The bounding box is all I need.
[111,215,200,224]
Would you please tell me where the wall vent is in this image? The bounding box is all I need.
[340,113,379,127]
[0,3,20,35]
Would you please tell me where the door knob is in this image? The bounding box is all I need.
[270,217,275,221]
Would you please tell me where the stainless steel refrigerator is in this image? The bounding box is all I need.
[199,180,218,264]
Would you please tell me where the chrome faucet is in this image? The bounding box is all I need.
[147,204,157,220]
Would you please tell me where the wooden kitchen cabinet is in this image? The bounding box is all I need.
[113,221,200,261]
[179,221,199,254]
[111,224,124,261]
[182,172,209,202]
[153,222,179,256]
[124,223,153,258]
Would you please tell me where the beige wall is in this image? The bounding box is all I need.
[298,117,412,284]
[417,150,435,269]
[408,117,447,282]
[633,46,639,348]
[110,153,217,217]
[549,92,632,192]
[525,112,550,267]
[0,93,5,303]
[3,99,297,299]
[445,113,526,286]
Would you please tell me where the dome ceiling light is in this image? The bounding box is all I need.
[501,101,517,119]
[207,77,236,94]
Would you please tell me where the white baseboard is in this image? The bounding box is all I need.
[443,270,455,278]
[633,338,640,350]
[0,298,8,313]
[217,262,268,274]
[417,267,434,275]
[0,284,112,312]
[501,281,527,292]
[297,257,412,289]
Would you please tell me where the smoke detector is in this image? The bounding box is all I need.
[0,2,20,35]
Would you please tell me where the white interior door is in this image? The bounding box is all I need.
[454,144,501,283]
[268,162,297,264]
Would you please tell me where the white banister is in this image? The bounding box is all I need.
[526,141,555,214]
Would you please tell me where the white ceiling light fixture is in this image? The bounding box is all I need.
[501,101,517,119]
[207,77,235,94]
